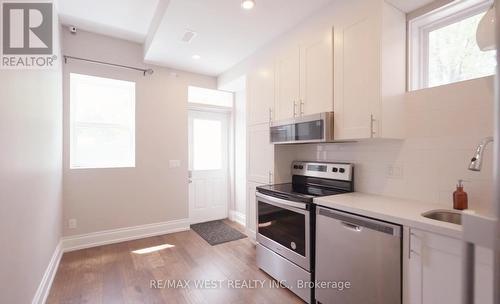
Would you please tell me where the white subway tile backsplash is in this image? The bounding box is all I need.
[277,77,495,214]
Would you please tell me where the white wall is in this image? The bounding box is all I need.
[62,30,216,236]
[291,77,494,213]
[0,29,63,304]
[219,0,495,214]
[233,90,247,217]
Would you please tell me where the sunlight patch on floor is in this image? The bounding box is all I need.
[132,244,175,254]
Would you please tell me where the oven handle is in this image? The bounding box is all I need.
[256,192,308,211]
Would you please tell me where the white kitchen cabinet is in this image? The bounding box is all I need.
[334,1,406,140]
[246,181,264,236]
[247,60,275,125]
[275,48,300,121]
[247,123,274,184]
[299,30,333,116]
[275,28,333,121]
[406,228,493,304]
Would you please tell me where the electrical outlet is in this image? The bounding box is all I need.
[68,218,77,229]
[169,160,181,168]
[386,164,404,179]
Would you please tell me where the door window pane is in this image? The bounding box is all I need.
[193,119,222,170]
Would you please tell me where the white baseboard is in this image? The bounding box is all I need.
[246,229,256,241]
[62,218,190,252]
[229,210,246,227]
[32,241,63,304]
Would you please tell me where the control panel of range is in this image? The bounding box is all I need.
[291,161,353,181]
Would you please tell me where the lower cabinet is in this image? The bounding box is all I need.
[406,228,493,304]
[246,181,264,237]
[247,123,274,184]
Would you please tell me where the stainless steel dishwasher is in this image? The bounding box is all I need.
[315,207,402,304]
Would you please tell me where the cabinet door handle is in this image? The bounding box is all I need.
[300,99,304,115]
[268,171,273,184]
[268,107,273,125]
[293,100,297,117]
[408,231,420,259]
[408,231,412,259]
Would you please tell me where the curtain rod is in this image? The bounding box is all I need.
[63,55,154,76]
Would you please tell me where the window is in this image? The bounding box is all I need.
[409,0,496,90]
[192,118,222,170]
[70,73,135,169]
[188,86,233,107]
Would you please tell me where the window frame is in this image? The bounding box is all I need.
[69,73,136,169]
[408,0,494,90]
[187,86,234,109]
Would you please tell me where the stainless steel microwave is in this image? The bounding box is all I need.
[270,112,334,144]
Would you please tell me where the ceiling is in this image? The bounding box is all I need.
[144,0,333,76]
[58,0,160,43]
[58,0,334,76]
[57,0,437,76]
[386,0,437,13]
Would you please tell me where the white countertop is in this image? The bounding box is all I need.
[314,192,463,239]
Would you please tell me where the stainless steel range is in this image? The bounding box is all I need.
[255,161,354,303]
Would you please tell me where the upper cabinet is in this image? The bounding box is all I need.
[334,1,406,140]
[275,29,333,121]
[275,48,300,120]
[246,0,406,139]
[247,59,276,125]
[299,31,334,116]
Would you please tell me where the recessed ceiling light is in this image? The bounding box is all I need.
[192,55,201,60]
[241,0,255,10]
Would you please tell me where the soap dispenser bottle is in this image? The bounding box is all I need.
[453,179,468,210]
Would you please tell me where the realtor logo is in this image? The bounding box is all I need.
[1,1,56,68]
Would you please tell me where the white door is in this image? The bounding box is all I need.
[188,110,229,224]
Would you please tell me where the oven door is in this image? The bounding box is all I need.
[256,192,310,271]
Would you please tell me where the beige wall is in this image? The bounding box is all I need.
[62,30,216,236]
[0,32,63,304]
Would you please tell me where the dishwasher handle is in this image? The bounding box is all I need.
[318,207,401,237]
[341,221,363,232]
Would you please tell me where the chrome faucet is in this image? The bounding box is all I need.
[468,136,494,171]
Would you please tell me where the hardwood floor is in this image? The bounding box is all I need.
[47,221,304,304]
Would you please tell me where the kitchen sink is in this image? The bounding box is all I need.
[422,209,462,225]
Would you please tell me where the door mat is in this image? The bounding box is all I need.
[191,220,247,245]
